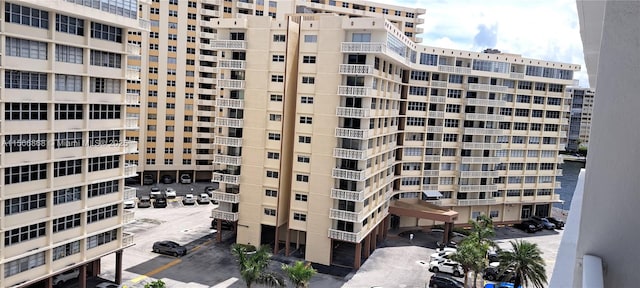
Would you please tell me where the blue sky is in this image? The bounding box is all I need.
[382,0,589,87]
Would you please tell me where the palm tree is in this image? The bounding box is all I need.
[231,244,285,288]
[467,215,497,286]
[281,261,317,288]
[498,240,547,288]
[449,236,486,287]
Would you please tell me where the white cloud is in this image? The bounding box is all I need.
[379,0,589,87]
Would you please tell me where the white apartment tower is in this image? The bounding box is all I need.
[0,1,147,287]
[566,87,594,151]
[209,14,579,269]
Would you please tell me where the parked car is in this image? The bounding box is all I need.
[137,196,152,208]
[483,262,515,282]
[429,260,464,277]
[152,240,187,257]
[531,216,556,230]
[436,240,458,249]
[435,247,457,254]
[53,268,79,287]
[164,187,177,199]
[211,219,234,230]
[545,216,565,229]
[487,251,500,263]
[430,250,455,262]
[161,175,173,184]
[197,193,210,204]
[153,195,167,208]
[180,174,192,184]
[150,187,161,199]
[484,282,521,288]
[204,186,216,197]
[514,220,542,233]
[143,174,154,185]
[123,199,135,209]
[182,194,196,205]
[428,273,464,288]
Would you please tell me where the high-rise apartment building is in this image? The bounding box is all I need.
[209,14,579,268]
[0,1,147,287]
[566,87,594,151]
[126,0,425,183]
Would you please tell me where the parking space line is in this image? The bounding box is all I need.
[130,258,182,284]
[211,277,239,288]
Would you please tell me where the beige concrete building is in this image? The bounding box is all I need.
[0,0,147,287]
[209,14,579,269]
[125,0,425,183]
[566,87,594,151]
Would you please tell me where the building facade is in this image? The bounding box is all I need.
[209,14,579,268]
[566,87,594,151]
[0,0,147,287]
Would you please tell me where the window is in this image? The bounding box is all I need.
[52,240,80,261]
[4,251,45,277]
[54,132,83,148]
[5,37,47,59]
[271,75,284,82]
[4,222,46,246]
[4,133,47,152]
[90,78,121,93]
[301,76,315,84]
[295,194,308,201]
[55,44,83,63]
[265,189,278,197]
[55,75,83,92]
[301,96,314,104]
[297,155,310,163]
[268,133,281,141]
[88,180,119,198]
[5,71,47,90]
[87,204,119,223]
[4,193,47,215]
[90,104,121,119]
[298,136,311,143]
[54,103,83,120]
[52,214,81,233]
[5,3,49,29]
[90,50,122,68]
[272,55,285,62]
[91,22,123,43]
[489,210,499,218]
[299,116,312,124]
[273,34,286,42]
[5,163,47,184]
[302,56,316,63]
[296,174,309,182]
[54,159,82,177]
[270,94,283,102]
[267,152,280,159]
[293,212,307,221]
[56,14,84,35]
[86,229,118,249]
[303,35,317,43]
[266,170,279,178]
[264,208,276,216]
[53,187,81,205]
[88,155,120,172]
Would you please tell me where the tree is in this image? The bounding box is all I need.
[281,261,317,288]
[468,215,497,286]
[498,240,547,288]
[231,244,285,288]
[144,280,166,288]
[450,234,488,288]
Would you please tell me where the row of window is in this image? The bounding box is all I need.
[4,103,122,120]
[4,156,120,184]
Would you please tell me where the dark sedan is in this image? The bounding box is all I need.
[152,241,187,257]
[514,220,542,233]
[545,216,565,229]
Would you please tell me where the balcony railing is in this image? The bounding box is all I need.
[126,43,141,55]
[125,117,139,129]
[465,98,507,107]
[429,96,446,103]
[457,199,497,206]
[123,210,135,224]
[465,113,504,121]
[430,80,448,88]
[210,191,240,203]
[466,83,509,92]
[463,128,503,135]
[123,186,137,200]
[212,172,239,185]
[215,117,244,128]
[427,126,443,133]
[213,154,242,166]
[336,107,371,118]
[125,93,140,105]
[555,181,562,189]
[335,127,369,139]
[509,72,525,79]
[337,86,370,96]
[338,64,374,75]
[211,209,239,221]
[330,188,365,202]
[437,65,471,74]
[217,79,245,89]
[341,42,385,53]
[460,171,499,178]
[425,142,442,148]
[122,232,135,247]
[218,59,246,70]
[460,157,501,164]
[427,111,444,118]
[214,136,243,147]
[216,98,244,109]
[333,148,367,160]
[332,168,368,181]
[124,140,138,154]
[211,40,246,50]
[329,208,365,222]
[138,18,150,30]
[458,185,498,192]
[124,163,137,177]
[328,228,365,243]
[462,143,503,150]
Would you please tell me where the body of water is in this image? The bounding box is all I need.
[554,160,585,210]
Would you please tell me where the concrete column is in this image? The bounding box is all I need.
[216,219,222,242]
[354,242,362,269]
[78,265,87,288]
[376,222,384,242]
[115,251,123,284]
[44,277,53,288]
[274,225,280,254]
[371,228,377,252]
[443,221,451,243]
[363,233,371,258]
[382,216,389,239]
[285,228,291,256]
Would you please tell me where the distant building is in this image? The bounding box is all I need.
[566,87,595,151]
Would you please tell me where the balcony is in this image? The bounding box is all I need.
[122,232,135,247]
[138,18,150,31]
[466,83,509,93]
[330,188,365,202]
[200,8,220,17]
[427,126,443,133]
[465,98,507,107]
[216,98,244,109]
[458,185,498,192]
[338,64,374,75]
[555,181,562,189]
[123,210,135,224]
[335,127,369,139]
[126,43,141,55]
[217,79,245,89]
[211,209,239,221]
[460,171,499,178]
[214,136,243,147]
[430,80,448,88]
[341,42,385,53]
[210,191,240,203]
[509,72,525,79]
[125,117,139,129]
[465,113,504,121]
[215,117,244,128]
[124,140,138,153]
[212,172,240,185]
[457,198,497,206]
[213,154,242,166]
[462,143,503,150]
[329,208,365,222]
[460,157,501,164]
[218,59,246,70]
[333,148,367,160]
[125,93,140,105]
[337,86,370,96]
[463,128,503,135]
[123,186,137,200]
[336,107,371,118]
[211,40,246,50]
[124,163,137,177]
[126,66,140,80]
[328,228,365,243]
[236,1,254,9]
[429,96,446,103]
[332,168,368,181]
[427,111,444,118]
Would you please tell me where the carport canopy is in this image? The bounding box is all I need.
[388,198,458,223]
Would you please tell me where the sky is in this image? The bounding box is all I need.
[382,0,589,87]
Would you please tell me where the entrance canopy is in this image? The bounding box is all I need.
[423,190,443,198]
[389,198,458,223]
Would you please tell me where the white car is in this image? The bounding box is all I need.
[53,268,79,286]
[150,187,162,199]
[430,250,455,262]
[164,187,177,198]
[123,199,135,209]
[197,193,210,204]
[182,194,196,205]
[435,247,457,254]
[180,174,192,184]
[428,260,464,277]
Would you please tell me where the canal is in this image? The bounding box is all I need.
[554,160,586,210]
